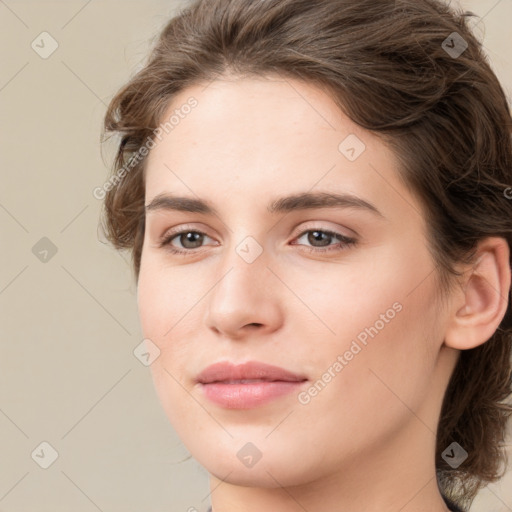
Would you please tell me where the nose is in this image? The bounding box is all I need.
[203,245,284,340]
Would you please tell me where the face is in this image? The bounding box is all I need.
[137,75,454,488]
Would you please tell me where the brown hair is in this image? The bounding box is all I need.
[100,0,512,508]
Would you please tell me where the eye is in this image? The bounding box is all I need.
[291,228,357,253]
[158,229,215,255]
[157,227,357,256]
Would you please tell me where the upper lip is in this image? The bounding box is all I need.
[196,361,308,384]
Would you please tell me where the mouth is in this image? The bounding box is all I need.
[196,361,308,409]
[209,378,294,384]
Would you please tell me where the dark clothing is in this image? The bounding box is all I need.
[206,494,464,512]
[443,494,465,512]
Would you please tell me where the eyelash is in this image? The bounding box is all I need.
[157,227,357,256]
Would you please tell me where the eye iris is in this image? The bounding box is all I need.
[308,230,331,247]
[181,232,203,249]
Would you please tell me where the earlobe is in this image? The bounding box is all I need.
[444,237,511,350]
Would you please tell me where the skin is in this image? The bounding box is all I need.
[137,75,511,512]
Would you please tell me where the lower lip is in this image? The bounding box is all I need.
[199,381,306,409]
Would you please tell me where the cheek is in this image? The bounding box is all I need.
[137,252,203,343]
[136,257,195,408]
[299,244,441,406]
[304,266,441,437]
[137,268,196,435]
[298,248,429,355]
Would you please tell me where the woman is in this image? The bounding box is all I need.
[99,0,512,510]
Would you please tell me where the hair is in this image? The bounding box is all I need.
[100,0,512,509]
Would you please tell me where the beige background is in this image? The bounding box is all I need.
[0,1,511,511]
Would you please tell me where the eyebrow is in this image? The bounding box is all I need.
[145,191,385,219]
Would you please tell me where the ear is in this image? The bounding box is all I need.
[444,237,511,350]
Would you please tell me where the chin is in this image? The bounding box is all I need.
[189,438,321,489]
[204,459,306,488]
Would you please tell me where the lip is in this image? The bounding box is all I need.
[196,361,308,409]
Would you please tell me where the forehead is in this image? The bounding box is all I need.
[143,76,420,224]
[147,76,373,165]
